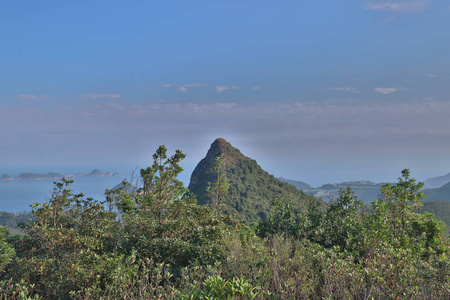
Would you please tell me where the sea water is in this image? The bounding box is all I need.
[0,176,126,213]
[0,166,193,213]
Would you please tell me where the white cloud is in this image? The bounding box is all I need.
[81,93,121,100]
[215,85,239,93]
[363,0,430,13]
[17,94,47,101]
[251,86,261,90]
[182,83,206,87]
[328,87,359,93]
[161,83,206,91]
[424,74,438,78]
[374,87,406,94]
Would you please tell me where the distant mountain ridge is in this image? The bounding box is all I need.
[15,172,64,181]
[424,173,450,189]
[0,169,120,181]
[0,174,13,181]
[188,138,323,223]
[423,182,450,202]
[278,177,312,190]
[279,178,388,203]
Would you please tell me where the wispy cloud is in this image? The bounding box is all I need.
[81,93,121,100]
[182,83,206,87]
[327,87,359,93]
[374,87,406,94]
[363,0,430,13]
[17,94,47,101]
[215,85,239,93]
[161,83,206,92]
[251,86,261,90]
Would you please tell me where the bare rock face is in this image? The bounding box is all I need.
[188,138,323,224]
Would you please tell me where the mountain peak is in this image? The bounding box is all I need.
[207,138,236,157]
[188,138,322,223]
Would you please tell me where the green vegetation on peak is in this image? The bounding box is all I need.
[188,138,323,223]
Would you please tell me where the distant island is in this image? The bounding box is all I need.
[0,169,120,181]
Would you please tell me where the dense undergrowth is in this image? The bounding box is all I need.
[0,146,449,299]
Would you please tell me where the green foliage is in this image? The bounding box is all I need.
[258,188,363,253]
[182,275,265,299]
[2,141,449,300]
[139,145,187,207]
[259,169,448,262]
[420,200,450,236]
[0,225,15,273]
[362,169,448,259]
[206,156,230,213]
[2,146,226,298]
[119,146,226,268]
[220,231,450,299]
[0,211,34,233]
[319,187,364,251]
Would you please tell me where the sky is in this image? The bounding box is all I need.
[1,0,450,187]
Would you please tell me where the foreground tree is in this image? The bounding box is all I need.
[3,146,226,299]
[361,169,448,259]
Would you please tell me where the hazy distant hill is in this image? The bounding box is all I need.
[188,138,323,223]
[424,173,450,189]
[86,169,119,177]
[283,180,386,204]
[15,172,64,181]
[87,169,109,177]
[0,174,13,181]
[1,170,120,181]
[278,177,312,190]
[423,182,450,202]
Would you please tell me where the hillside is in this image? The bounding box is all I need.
[302,181,386,204]
[278,177,312,190]
[188,138,323,223]
[420,201,450,235]
[423,182,450,202]
[424,173,450,188]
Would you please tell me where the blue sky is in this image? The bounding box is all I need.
[1,0,450,186]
